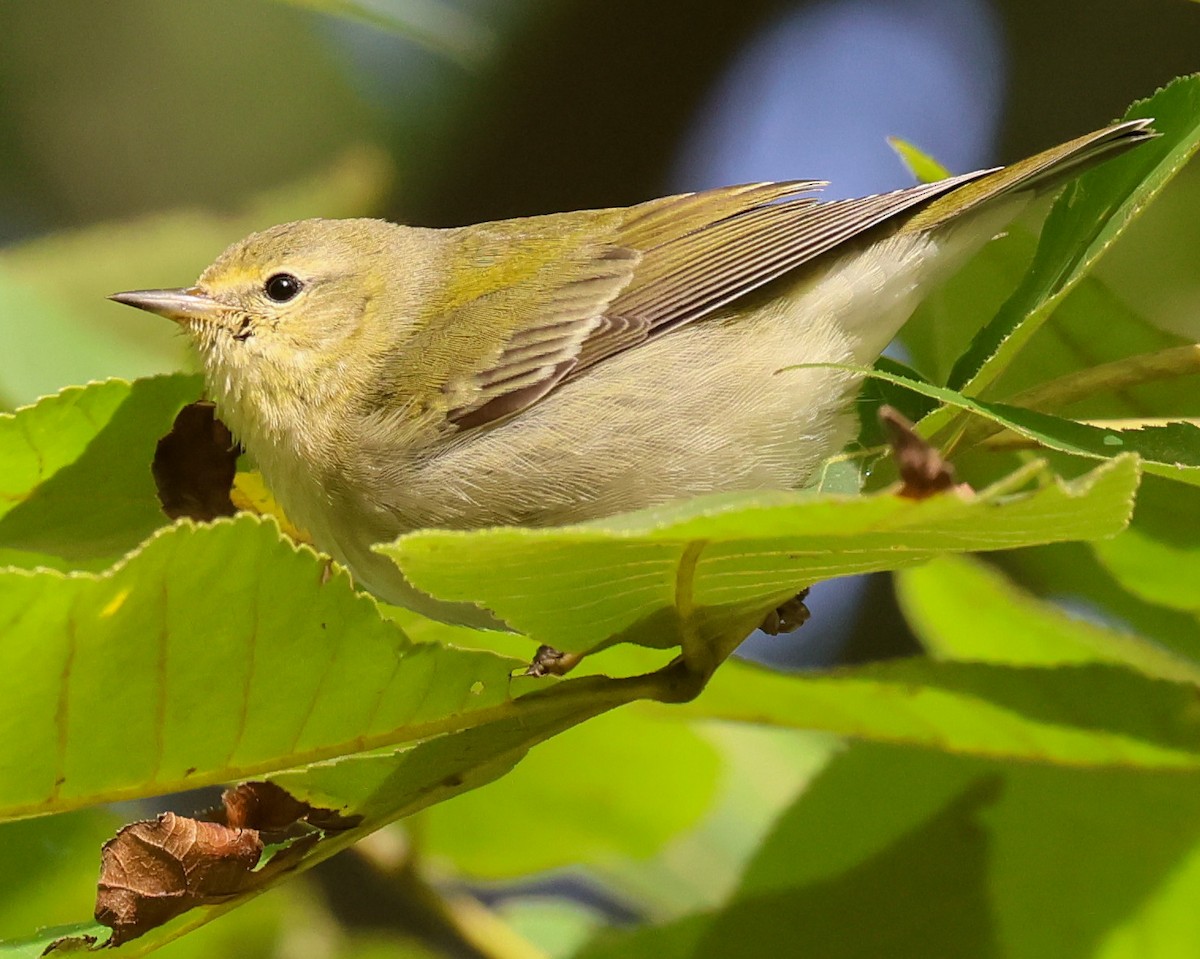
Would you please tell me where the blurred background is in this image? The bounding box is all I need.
[1,1,1198,956]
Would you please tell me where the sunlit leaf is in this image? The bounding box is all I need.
[383,456,1138,656]
[677,656,1200,768]
[1092,474,1200,613]
[895,553,1200,682]
[888,136,953,184]
[0,516,523,821]
[0,376,202,571]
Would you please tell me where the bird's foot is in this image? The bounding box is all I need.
[524,645,583,677]
[759,588,811,635]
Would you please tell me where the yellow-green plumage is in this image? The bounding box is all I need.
[110,119,1154,625]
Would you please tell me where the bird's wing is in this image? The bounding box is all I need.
[426,211,639,429]
[440,173,987,430]
[582,170,989,366]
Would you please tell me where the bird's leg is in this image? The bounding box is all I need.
[525,590,812,678]
[759,587,811,635]
[524,645,584,677]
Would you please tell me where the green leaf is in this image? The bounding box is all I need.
[381,456,1138,657]
[996,541,1200,669]
[947,74,1200,395]
[0,499,697,944]
[0,380,132,518]
[887,136,953,184]
[1092,474,1200,613]
[576,744,1200,959]
[0,516,524,821]
[895,553,1200,683]
[0,924,110,958]
[676,656,1200,768]
[848,362,1200,484]
[0,376,202,570]
[903,215,1200,419]
[265,666,669,820]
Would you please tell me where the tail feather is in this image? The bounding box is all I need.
[903,118,1157,233]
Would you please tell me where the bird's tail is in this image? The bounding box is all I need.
[904,118,1157,233]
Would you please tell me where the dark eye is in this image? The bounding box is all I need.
[264,273,302,303]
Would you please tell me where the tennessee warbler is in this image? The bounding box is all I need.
[111,119,1153,625]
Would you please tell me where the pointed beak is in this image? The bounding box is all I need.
[108,287,230,325]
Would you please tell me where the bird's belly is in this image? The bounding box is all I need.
[400,299,865,530]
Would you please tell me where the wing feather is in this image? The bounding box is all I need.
[445,171,992,427]
[610,171,988,334]
[443,245,638,426]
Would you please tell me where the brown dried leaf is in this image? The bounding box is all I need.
[95,812,262,945]
[42,934,99,954]
[879,405,966,500]
[220,781,311,832]
[92,783,361,945]
[152,401,239,521]
[218,781,360,834]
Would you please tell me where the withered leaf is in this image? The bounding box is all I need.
[93,783,361,945]
[42,934,99,954]
[219,781,360,834]
[878,405,966,500]
[152,401,240,521]
[95,812,262,945]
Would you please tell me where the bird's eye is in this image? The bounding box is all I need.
[264,273,302,303]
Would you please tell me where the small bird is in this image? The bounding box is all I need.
[112,119,1154,625]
